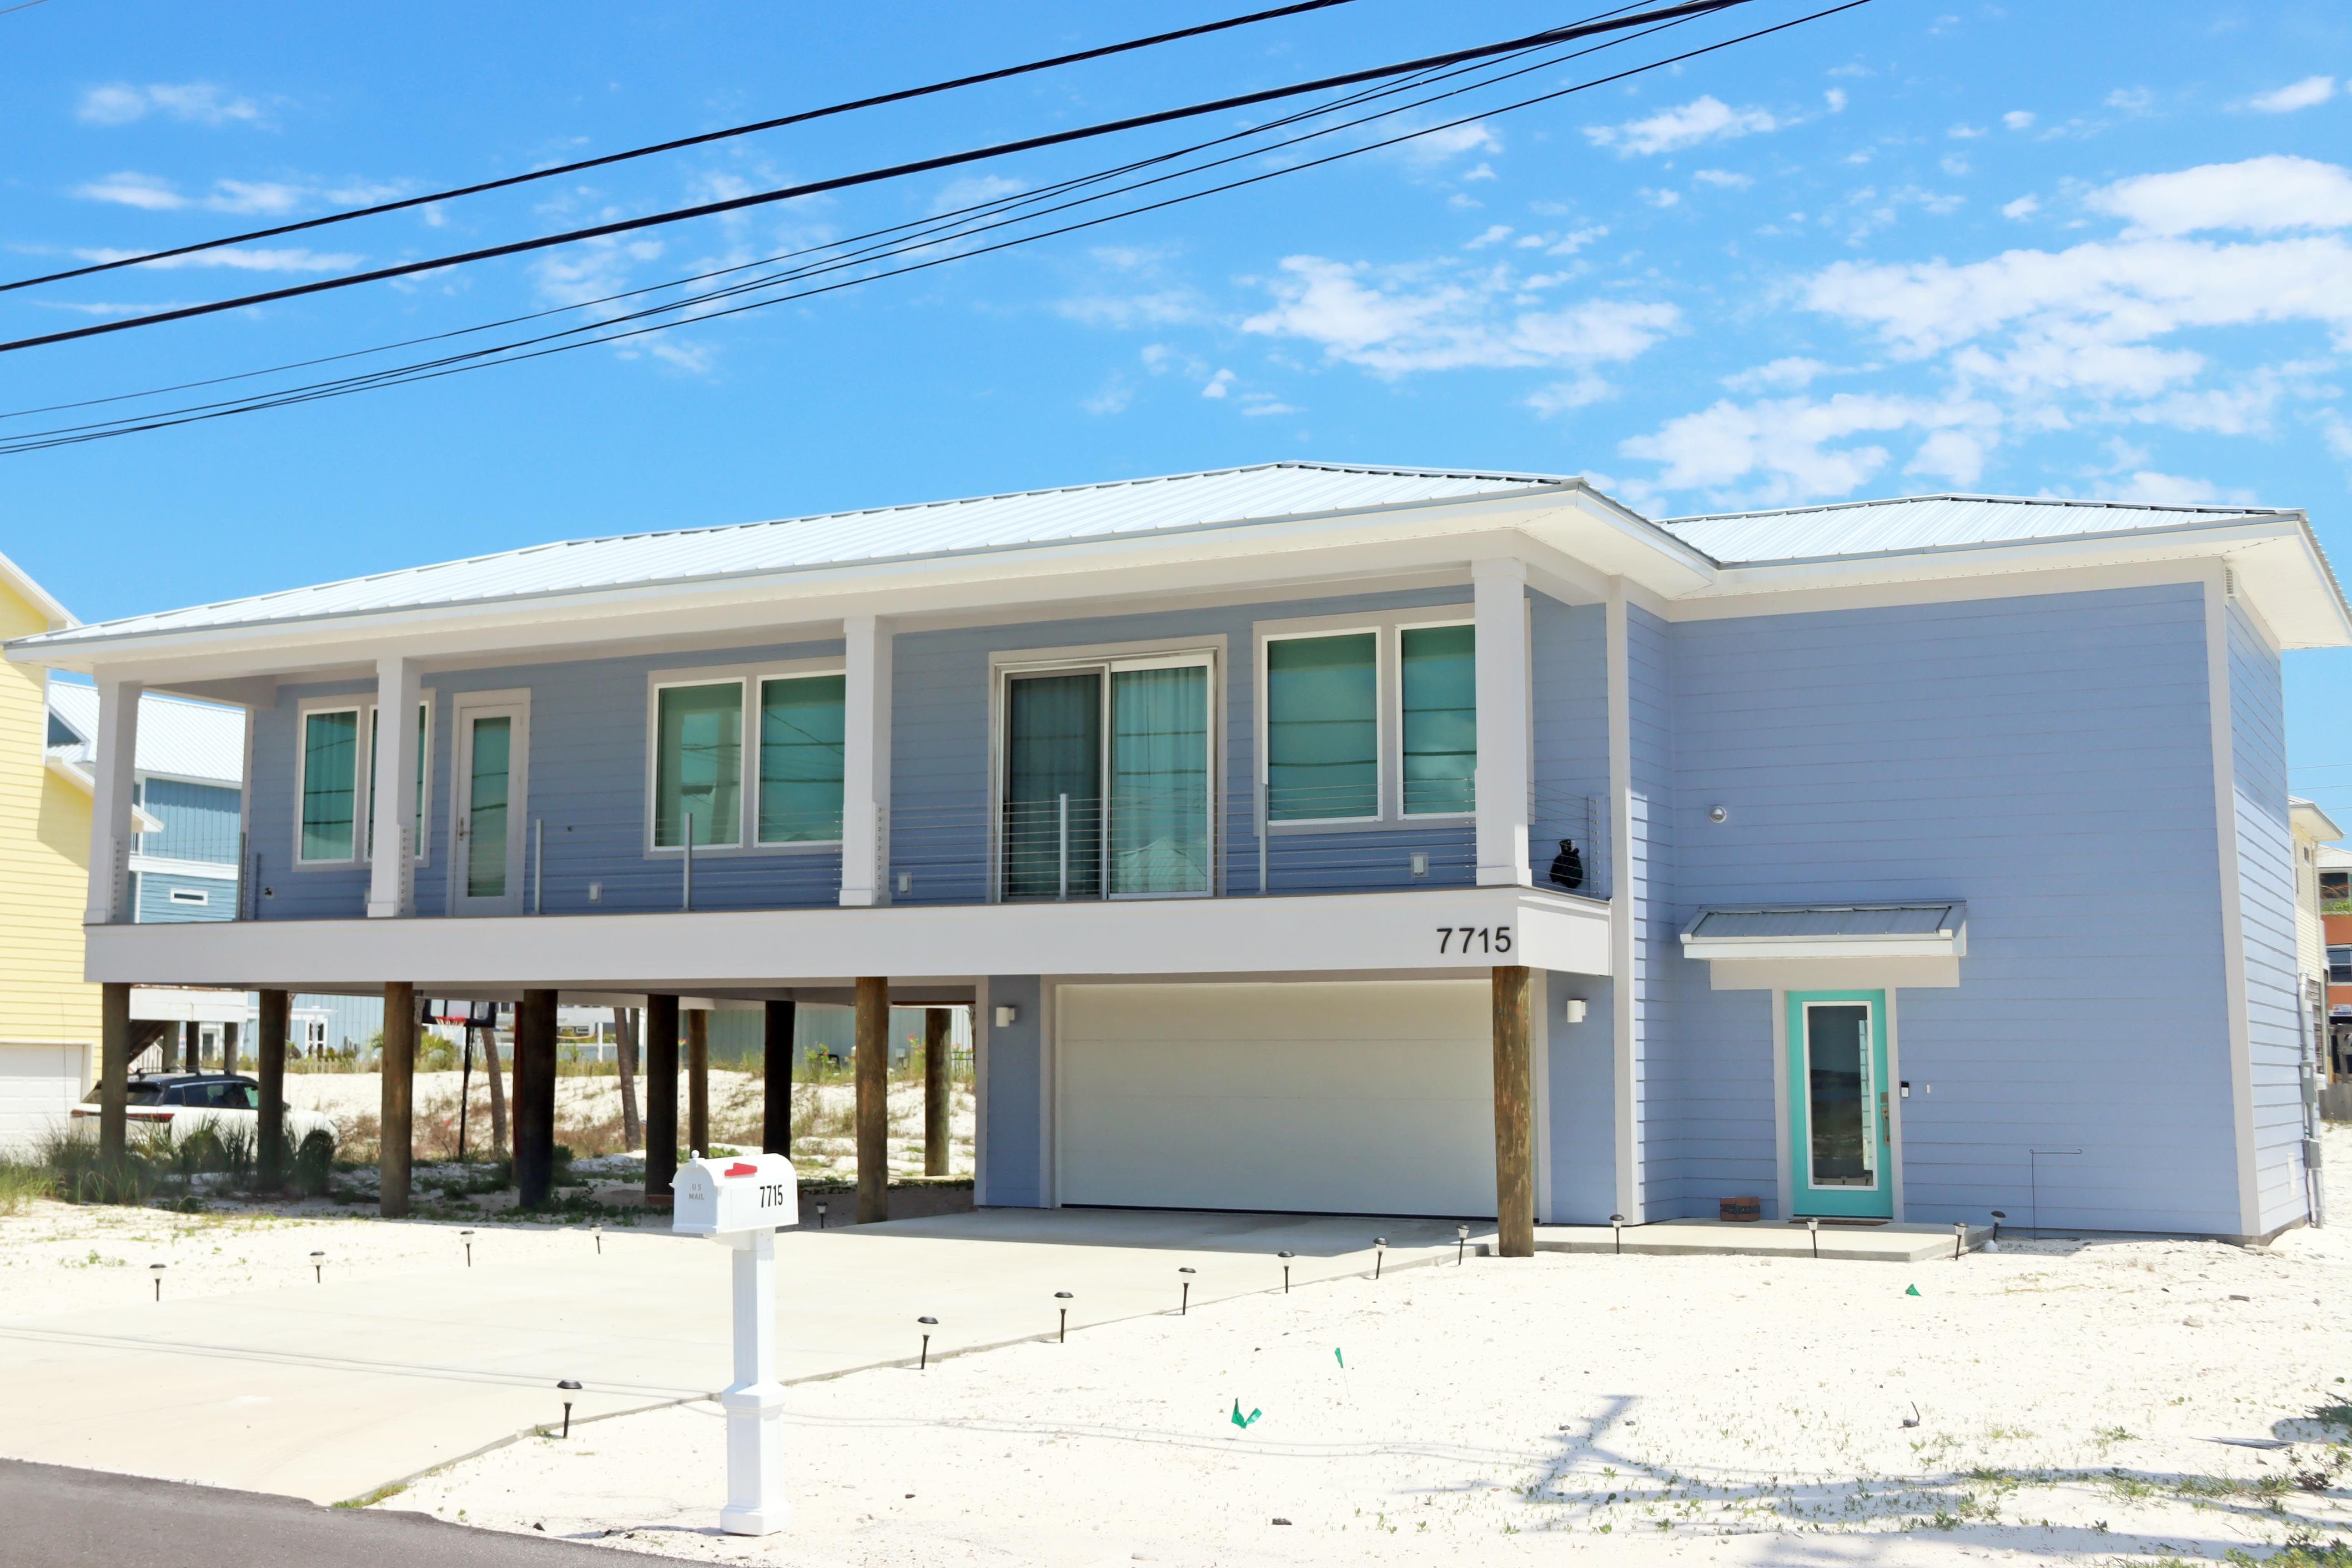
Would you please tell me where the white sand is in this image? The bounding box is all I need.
[386,1128,2352,1566]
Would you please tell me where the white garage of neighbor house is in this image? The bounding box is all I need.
[0,1043,89,1157]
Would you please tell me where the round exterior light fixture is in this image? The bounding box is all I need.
[1707,805,1728,824]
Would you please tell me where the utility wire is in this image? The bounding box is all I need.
[0,0,1751,355]
[2,0,1365,293]
[0,0,1870,454]
[2,0,1621,428]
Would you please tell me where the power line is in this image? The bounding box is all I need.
[1,0,1365,294]
[0,0,1870,453]
[1,0,1752,355]
[3,0,1610,430]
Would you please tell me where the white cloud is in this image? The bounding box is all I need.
[2088,155,2352,236]
[73,171,403,217]
[1082,378,1133,415]
[1583,96,1780,157]
[2001,194,2040,220]
[1825,89,1848,113]
[71,244,358,272]
[1640,187,1682,209]
[1693,169,1753,190]
[1720,356,1835,392]
[1525,374,1614,415]
[1056,289,1204,329]
[1200,368,1234,400]
[1242,254,1679,375]
[2002,110,2036,131]
[2105,87,2154,113]
[1239,397,1299,416]
[1905,428,1993,485]
[1619,391,1998,506]
[1948,123,1986,140]
[2109,469,2255,505]
[2322,410,2352,461]
[72,171,185,210]
[1393,120,1501,168]
[77,82,265,127]
[1464,224,1514,250]
[929,173,1025,217]
[2249,75,2335,113]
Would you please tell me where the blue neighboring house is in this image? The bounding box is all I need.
[14,463,2346,1242]
[46,684,381,1055]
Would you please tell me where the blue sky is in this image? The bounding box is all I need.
[6,0,2352,812]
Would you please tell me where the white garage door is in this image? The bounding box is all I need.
[0,1044,87,1156]
[1058,981,1495,1218]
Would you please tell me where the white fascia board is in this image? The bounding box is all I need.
[1680,934,1965,961]
[128,854,240,881]
[130,986,250,1024]
[1677,516,2352,649]
[83,886,1613,991]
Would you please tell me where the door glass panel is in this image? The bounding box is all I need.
[466,716,511,899]
[1108,665,1209,897]
[1805,1004,1873,1187]
[1400,624,1476,815]
[1003,673,1101,899]
[1265,633,1376,821]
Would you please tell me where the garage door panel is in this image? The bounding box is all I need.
[1058,982,1495,1218]
[0,1045,83,1156]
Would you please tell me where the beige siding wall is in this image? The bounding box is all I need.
[0,586,96,1052]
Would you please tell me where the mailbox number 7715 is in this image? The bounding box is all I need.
[758,1183,788,1209]
[1436,926,1511,954]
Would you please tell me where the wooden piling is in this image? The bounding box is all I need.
[515,989,558,1205]
[923,1008,950,1177]
[183,1018,199,1074]
[256,990,289,1189]
[687,1007,710,1158]
[1491,964,1534,1258]
[855,977,888,1224]
[380,982,416,1219]
[98,982,130,1167]
[644,994,679,1202]
[763,999,796,1157]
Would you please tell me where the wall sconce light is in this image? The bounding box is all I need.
[1707,805,1728,824]
[1561,999,1588,1024]
[994,1004,1018,1028]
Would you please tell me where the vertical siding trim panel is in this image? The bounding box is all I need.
[1606,582,1640,1219]
[2203,567,2259,1237]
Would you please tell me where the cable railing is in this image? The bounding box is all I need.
[239,783,1606,918]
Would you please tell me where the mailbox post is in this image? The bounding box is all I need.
[672,1151,799,1535]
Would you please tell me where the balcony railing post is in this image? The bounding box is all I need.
[1256,776,1268,896]
[1057,793,1069,902]
[532,818,544,915]
[683,812,695,913]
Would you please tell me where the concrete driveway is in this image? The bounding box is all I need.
[0,1209,1467,1505]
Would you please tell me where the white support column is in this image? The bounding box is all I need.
[1473,557,1532,887]
[84,675,142,926]
[838,614,893,907]
[366,656,421,918]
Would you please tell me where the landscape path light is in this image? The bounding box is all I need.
[917,1316,937,1370]
[1988,1210,2006,1252]
[1456,1224,1469,1266]
[310,1250,325,1284]
[556,1379,581,1439]
[460,1229,475,1268]
[1610,1214,1624,1255]
[1178,1267,1196,1315]
[815,1201,828,1230]
[1277,1252,1294,1294]
[1807,1217,1820,1259]
[1952,1220,1968,1262]
[1054,1291,1072,1343]
[1372,1238,1387,1280]
[591,1224,602,1257]
[150,1263,164,1302]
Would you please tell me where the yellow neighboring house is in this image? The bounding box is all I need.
[0,549,98,1152]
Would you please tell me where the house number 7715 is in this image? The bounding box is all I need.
[1436,926,1512,954]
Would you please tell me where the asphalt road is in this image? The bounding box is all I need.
[0,1460,619,1566]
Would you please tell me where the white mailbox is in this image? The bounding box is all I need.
[672,1152,798,1238]
[671,1152,800,1536]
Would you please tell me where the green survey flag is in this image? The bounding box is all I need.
[1231,1400,1262,1430]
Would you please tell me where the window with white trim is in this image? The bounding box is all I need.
[294,697,431,866]
[1257,609,1475,826]
[646,662,845,852]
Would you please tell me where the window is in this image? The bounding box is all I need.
[299,707,361,861]
[1256,610,1477,826]
[1265,633,1378,821]
[1399,624,1475,815]
[757,675,846,843]
[655,682,743,848]
[646,665,846,851]
[2331,946,2352,985]
[168,887,209,907]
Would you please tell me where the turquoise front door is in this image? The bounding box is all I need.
[1786,991,1893,1219]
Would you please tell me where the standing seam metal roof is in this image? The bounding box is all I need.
[46,684,245,783]
[1656,494,2300,564]
[15,462,1572,646]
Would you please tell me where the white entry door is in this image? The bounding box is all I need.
[450,693,529,916]
[1056,981,1494,1217]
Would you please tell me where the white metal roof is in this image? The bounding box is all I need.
[14,463,1566,647]
[1680,902,1968,961]
[47,682,245,783]
[1657,494,2303,564]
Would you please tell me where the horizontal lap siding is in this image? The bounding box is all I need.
[139,778,240,865]
[2231,602,2306,1235]
[1532,593,1613,1220]
[1660,582,2239,1234]
[135,869,233,923]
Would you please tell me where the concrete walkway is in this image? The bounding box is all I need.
[0,1209,1462,1506]
[1525,1217,1992,1262]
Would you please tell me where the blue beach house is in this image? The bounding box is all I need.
[13,463,2344,1245]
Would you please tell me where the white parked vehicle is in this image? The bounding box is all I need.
[71,1073,338,1150]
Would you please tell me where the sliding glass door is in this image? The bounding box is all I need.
[1001,657,1212,901]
